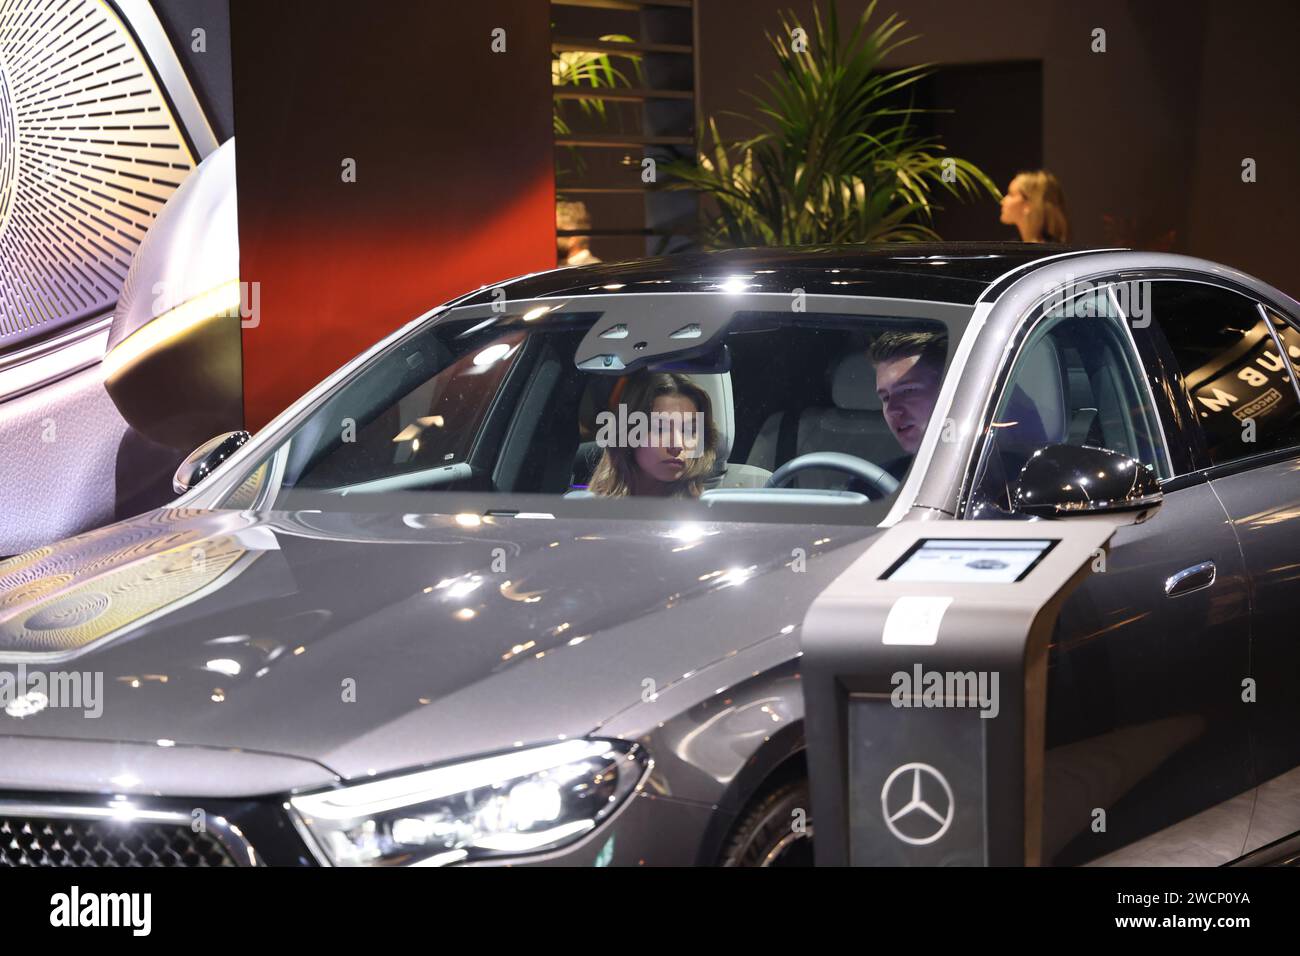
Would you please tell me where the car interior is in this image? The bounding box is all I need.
[258,310,954,509]
[566,328,904,494]
[968,312,1167,515]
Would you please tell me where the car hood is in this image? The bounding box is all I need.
[0,507,878,783]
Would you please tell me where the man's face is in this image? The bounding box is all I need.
[873,353,942,455]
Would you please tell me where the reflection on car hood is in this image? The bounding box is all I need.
[0,507,878,781]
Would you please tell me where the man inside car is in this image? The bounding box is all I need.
[869,330,947,481]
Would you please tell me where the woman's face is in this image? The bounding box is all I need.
[634,393,701,485]
[1000,177,1031,227]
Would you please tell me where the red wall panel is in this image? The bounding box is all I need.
[230,0,555,429]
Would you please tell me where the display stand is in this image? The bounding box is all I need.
[802,519,1120,866]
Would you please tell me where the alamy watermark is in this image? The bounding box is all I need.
[1043,273,1151,327]
[594,404,705,458]
[151,279,261,328]
[49,886,150,935]
[891,665,1000,719]
[0,664,103,718]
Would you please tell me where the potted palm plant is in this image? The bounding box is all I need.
[665,1,1000,247]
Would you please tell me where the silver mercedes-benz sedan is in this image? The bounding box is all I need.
[3,243,1299,867]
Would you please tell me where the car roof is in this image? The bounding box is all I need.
[458,242,1109,308]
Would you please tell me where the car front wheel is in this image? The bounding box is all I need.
[720,780,814,867]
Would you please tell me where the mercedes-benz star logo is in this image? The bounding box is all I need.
[880,762,954,845]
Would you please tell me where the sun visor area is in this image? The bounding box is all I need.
[574,299,734,374]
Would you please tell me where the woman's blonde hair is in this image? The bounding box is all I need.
[588,371,718,498]
[1013,170,1069,243]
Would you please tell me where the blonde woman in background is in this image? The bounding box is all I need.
[999,169,1069,243]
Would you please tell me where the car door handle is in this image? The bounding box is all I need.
[1164,561,1216,597]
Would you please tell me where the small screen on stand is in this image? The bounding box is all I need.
[883,538,1057,583]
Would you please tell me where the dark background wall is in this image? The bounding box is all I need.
[228,0,556,428]
[152,0,235,143]
[161,0,1299,433]
[697,0,1298,295]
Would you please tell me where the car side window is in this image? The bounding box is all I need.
[291,328,526,489]
[1147,282,1300,466]
[968,289,1168,517]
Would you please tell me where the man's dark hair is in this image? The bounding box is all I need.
[869,330,947,374]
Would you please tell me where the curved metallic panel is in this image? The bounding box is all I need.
[107,137,237,351]
[114,0,219,158]
[0,0,196,353]
[102,136,240,448]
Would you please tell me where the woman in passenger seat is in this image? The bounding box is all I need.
[589,370,719,498]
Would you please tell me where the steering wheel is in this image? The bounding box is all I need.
[765,451,900,498]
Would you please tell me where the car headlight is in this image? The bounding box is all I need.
[289,740,649,866]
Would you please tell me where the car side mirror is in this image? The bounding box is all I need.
[173,430,251,495]
[1013,444,1162,518]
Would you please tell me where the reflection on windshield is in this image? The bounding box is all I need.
[221,300,963,522]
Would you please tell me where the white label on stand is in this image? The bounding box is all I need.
[881,596,953,646]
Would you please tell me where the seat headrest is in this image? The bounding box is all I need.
[831,352,881,411]
[1010,339,1067,442]
[689,372,734,467]
[999,385,1050,452]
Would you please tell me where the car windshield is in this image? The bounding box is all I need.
[219,294,970,524]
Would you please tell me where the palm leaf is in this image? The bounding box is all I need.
[660,0,1000,247]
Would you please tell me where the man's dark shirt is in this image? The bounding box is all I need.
[882,454,911,483]
[842,453,910,497]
